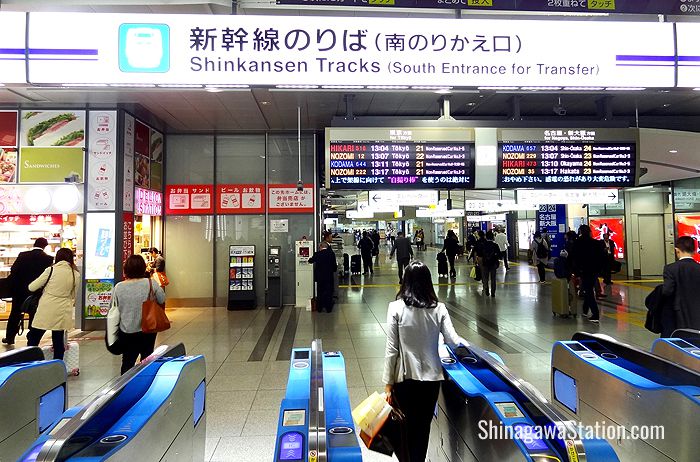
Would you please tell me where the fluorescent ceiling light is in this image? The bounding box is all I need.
[205,84,249,89]
[61,83,108,87]
[563,87,605,91]
[694,88,700,91]
[605,87,645,91]
[411,86,453,90]
[478,86,519,91]
[109,83,156,88]
[157,84,202,88]
[520,86,561,91]
[669,150,678,153]
[275,84,318,89]
[366,85,410,90]
[321,85,364,89]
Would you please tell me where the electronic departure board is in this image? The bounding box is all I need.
[497,129,637,189]
[326,127,475,190]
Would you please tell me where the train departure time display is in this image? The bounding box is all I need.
[497,129,637,188]
[326,127,475,190]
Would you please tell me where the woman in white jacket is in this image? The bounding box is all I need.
[383,260,467,462]
[26,248,80,360]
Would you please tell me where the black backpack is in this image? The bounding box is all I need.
[536,240,548,259]
[483,242,500,267]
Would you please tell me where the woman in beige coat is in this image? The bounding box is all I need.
[26,248,80,360]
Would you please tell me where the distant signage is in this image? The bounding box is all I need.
[463,200,516,211]
[0,14,26,83]
[676,24,700,88]
[217,184,264,214]
[85,279,113,320]
[88,111,117,211]
[536,204,566,256]
[676,214,700,263]
[19,147,84,184]
[268,184,314,213]
[135,187,163,216]
[590,217,625,260]
[23,13,677,88]
[122,114,135,212]
[518,189,619,205]
[416,208,465,218]
[327,128,474,190]
[122,212,134,264]
[166,184,214,215]
[0,214,62,225]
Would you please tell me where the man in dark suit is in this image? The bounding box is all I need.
[309,242,338,313]
[3,238,54,344]
[661,236,700,337]
[389,231,413,284]
[357,231,374,275]
[601,233,618,285]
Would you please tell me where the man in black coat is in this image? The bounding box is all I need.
[570,225,606,323]
[389,232,413,284]
[601,233,618,285]
[309,242,338,313]
[3,238,54,344]
[661,236,700,337]
[357,231,374,275]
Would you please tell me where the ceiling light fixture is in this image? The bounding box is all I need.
[206,87,223,93]
[61,83,108,87]
[275,84,319,89]
[605,87,646,91]
[478,86,519,91]
[663,103,671,108]
[466,102,477,106]
[520,86,561,91]
[260,101,271,105]
[366,85,410,90]
[669,150,678,153]
[157,84,203,88]
[411,86,453,91]
[694,88,700,91]
[109,83,156,88]
[562,86,606,91]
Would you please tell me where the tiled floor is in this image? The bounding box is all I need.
[1,246,660,461]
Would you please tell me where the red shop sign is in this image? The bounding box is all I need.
[268,184,314,214]
[165,184,214,215]
[0,214,62,225]
[216,184,265,214]
[135,187,162,216]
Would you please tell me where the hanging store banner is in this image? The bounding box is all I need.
[217,184,265,214]
[88,111,118,211]
[23,13,678,88]
[268,184,314,213]
[276,0,700,16]
[166,184,214,215]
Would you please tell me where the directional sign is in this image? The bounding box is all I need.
[416,208,466,218]
[517,189,619,205]
[463,200,517,211]
[347,210,374,219]
[370,190,439,207]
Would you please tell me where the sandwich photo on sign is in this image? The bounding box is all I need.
[20,110,86,147]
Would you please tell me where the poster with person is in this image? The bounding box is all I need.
[675,215,700,263]
[589,218,625,259]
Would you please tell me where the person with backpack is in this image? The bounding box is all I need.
[478,231,501,297]
[531,232,549,283]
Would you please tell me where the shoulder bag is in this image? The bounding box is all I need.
[20,266,53,317]
[105,291,124,355]
[141,278,170,334]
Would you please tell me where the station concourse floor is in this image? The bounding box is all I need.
[1,245,661,461]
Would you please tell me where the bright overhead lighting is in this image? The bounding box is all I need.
[206,87,223,93]
[605,87,645,91]
[109,83,156,88]
[694,88,700,91]
[275,84,318,89]
[563,87,606,91]
[205,84,249,89]
[157,84,203,88]
[366,85,409,90]
[520,86,561,91]
[478,86,519,91]
[321,85,364,89]
[434,89,452,94]
[0,83,5,87]
[669,150,678,153]
[61,83,108,87]
[411,86,453,91]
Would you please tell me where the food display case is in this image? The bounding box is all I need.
[228,245,256,310]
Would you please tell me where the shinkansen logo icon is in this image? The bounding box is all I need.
[118,23,170,73]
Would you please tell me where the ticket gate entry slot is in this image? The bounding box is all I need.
[21,343,206,462]
[552,332,700,462]
[267,245,282,309]
[0,347,67,462]
[651,329,700,373]
[429,343,618,462]
[275,339,361,462]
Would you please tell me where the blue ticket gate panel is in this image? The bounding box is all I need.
[20,343,206,462]
[651,329,700,373]
[275,339,361,462]
[552,332,700,462]
[0,347,66,462]
[429,343,618,462]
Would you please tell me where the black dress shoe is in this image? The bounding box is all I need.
[2,338,14,345]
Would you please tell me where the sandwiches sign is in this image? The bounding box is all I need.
[19,147,85,184]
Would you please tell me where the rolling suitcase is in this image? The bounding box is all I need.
[437,253,449,277]
[342,253,350,276]
[552,278,571,318]
[42,340,80,376]
[351,254,362,274]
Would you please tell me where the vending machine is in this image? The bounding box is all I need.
[228,245,256,310]
[295,240,314,309]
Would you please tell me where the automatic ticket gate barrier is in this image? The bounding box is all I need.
[552,332,700,462]
[275,339,361,462]
[20,343,206,462]
[0,347,67,462]
[651,329,700,373]
[429,343,618,462]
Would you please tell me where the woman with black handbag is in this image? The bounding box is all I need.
[383,261,467,461]
[26,248,80,360]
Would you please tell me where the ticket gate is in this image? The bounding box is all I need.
[651,329,700,373]
[0,347,67,462]
[551,332,700,462]
[20,343,206,462]
[274,339,361,462]
[429,343,618,462]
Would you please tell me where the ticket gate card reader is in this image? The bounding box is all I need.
[0,347,67,462]
[21,343,206,462]
[552,332,700,462]
[267,245,282,309]
[430,343,618,462]
[275,339,361,462]
[651,329,700,373]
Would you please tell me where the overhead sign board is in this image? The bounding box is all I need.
[277,0,700,16]
[0,13,27,84]
[365,190,439,208]
[463,200,516,211]
[498,129,638,189]
[347,210,374,219]
[676,24,700,88]
[416,208,465,218]
[23,13,677,88]
[326,128,474,190]
[517,188,619,205]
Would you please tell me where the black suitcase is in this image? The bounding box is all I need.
[436,253,449,277]
[351,254,362,274]
[342,253,350,276]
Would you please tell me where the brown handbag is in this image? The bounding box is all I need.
[141,279,170,333]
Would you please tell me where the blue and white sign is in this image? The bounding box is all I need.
[21,13,677,88]
[676,23,700,88]
[536,204,566,257]
[0,13,27,84]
